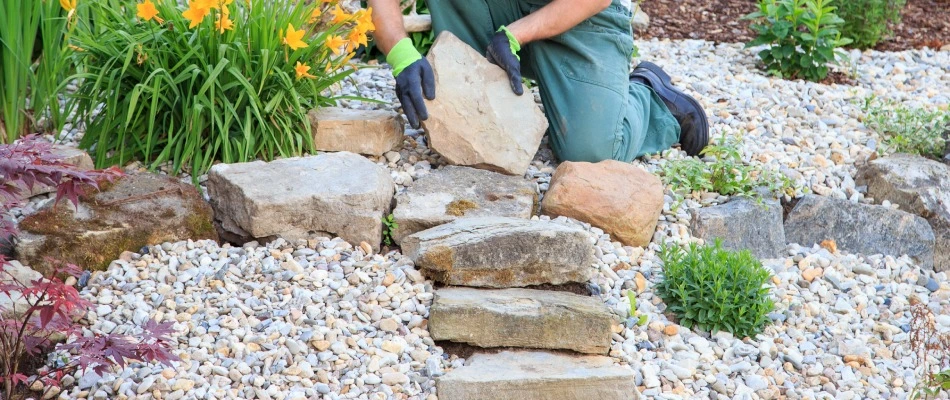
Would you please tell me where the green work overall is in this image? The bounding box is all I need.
[426,0,680,162]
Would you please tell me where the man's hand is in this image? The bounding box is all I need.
[388,38,435,129]
[486,27,524,96]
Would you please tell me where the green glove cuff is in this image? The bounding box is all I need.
[387,38,422,77]
[497,26,521,61]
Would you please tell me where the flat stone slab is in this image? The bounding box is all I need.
[437,351,640,400]
[859,154,950,271]
[430,287,614,354]
[423,32,548,176]
[690,197,786,259]
[207,152,394,250]
[308,107,404,156]
[541,160,663,247]
[785,195,935,268]
[391,166,537,244]
[401,217,595,287]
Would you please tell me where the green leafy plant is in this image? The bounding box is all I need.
[836,0,905,49]
[0,0,73,142]
[743,0,853,82]
[382,213,398,246]
[68,0,369,179]
[656,240,774,338]
[626,290,648,326]
[660,134,794,203]
[861,95,950,158]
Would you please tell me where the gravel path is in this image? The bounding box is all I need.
[22,40,950,399]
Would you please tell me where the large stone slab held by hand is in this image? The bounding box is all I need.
[542,160,663,247]
[430,287,615,354]
[391,166,536,244]
[401,217,594,287]
[437,351,640,400]
[858,154,950,271]
[690,197,786,259]
[784,195,934,268]
[423,32,548,176]
[15,173,217,272]
[308,107,404,156]
[207,152,394,250]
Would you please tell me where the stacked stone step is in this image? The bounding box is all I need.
[397,168,640,400]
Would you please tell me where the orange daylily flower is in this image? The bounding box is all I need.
[348,29,367,48]
[283,24,308,50]
[295,62,316,80]
[209,0,233,9]
[215,8,234,33]
[325,35,346,55]
[59,0,76,11]
[356,7,375,32]
[330,4,350,24]
[182,0,213,28]
[309,7,322,23]
[136,0,164,23]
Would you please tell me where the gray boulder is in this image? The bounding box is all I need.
[430,287,615,354]
[784,195,935,268]
[859,154,950,271]
[437,351,640,400]
[207,152,394,250]
[401,217,594,287]
[391,166,536,244]
[690,197,786,259]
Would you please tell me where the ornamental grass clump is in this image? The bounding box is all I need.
[69,0,374,177]
[656,240,775,338]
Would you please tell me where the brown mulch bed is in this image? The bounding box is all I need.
[637,0,950,51]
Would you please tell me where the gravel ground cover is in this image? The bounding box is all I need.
[12,38,950,399]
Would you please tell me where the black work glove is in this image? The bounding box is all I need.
[485,27,524,96]
[395,58,436,129]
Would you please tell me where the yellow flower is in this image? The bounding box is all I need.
[309,7,321,23]
[59,0,76,11]
[325,35,346,55]
[209,0,233,9]
[182,0,212,28]
[347,29,367,48]
[330,4,350,24]
[294,62,316,80]
[215,9,234,33]
[136,0,164,23]
[355,7,375,33]
[283,24,308,50]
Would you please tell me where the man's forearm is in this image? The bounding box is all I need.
[367,0,408,54]
[507,0,611,45]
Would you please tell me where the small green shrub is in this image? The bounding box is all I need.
[837,0,905,49]
[69,0,369,178]
[382,214,398,247]
[660,134,794,202]
[656,241,774,338]
[744,0,852,82]
[862,95,950,158]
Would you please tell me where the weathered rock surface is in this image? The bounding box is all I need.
[690,197,786,259]
[436,351,640,400]
[401,217,594,287]
[308,107,404,156]
[391,166,536,244]
[17,145,94,200]
[15,173,217,272]
[858,154,950,271]
[422,32,548,176]
[0,260,41,318]
[207,152,394,250]
[784,195,934,268]
[631,7,650,31]
[430,287,614,354]
[541,160,663,247]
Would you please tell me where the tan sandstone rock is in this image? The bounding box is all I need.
[422,32,548,176]
[308,107,404,156]
[541,160,663,247]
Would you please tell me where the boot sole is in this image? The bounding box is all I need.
[635,62,709,156]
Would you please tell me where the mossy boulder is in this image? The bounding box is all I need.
[15,173,217,273]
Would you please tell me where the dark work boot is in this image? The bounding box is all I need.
[630,61,709,156]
